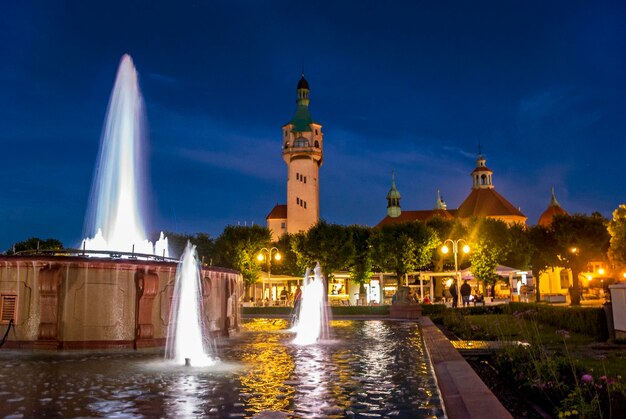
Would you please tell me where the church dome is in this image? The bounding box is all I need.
[537,187,568,226]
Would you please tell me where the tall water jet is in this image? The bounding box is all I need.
[82,54,168,256]
[293,262,330,345]
[165,242,214,366]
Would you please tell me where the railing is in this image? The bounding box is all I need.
[12,248,179,263]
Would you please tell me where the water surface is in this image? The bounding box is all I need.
[0,320,442,418]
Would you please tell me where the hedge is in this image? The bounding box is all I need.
[504,302,608,341]
[242,305,390,316]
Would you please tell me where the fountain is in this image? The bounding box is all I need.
[0,55,242,350]
[293,262,330,345]
[165,243,214,366]
[81,54,168,256]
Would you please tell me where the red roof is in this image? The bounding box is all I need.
[471,166,492,174]
[266,204,287,220]
[376,209,455,227]
[456,188,525,218]
[537,204,568,226]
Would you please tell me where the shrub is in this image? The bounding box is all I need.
[504,303,608,341]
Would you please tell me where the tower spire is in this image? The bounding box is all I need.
[435,189,447,210]
[550,186,560,207]
[386,171,402,218]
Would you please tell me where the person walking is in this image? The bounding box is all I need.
[449,282,458,308]
[460,280,471,307]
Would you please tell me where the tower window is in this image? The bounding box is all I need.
[304,201,307,209]
[284,141,289,149]
[304,176,307,184]
[297,198,300,205]
[281,222,286,229]
[314,140,320,148]
[294,137,310,148]
[315,129,318,135]
[296,173,300,180]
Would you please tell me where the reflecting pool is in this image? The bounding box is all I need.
[0,320,443,418]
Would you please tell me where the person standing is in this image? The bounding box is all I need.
[460,280,471,307]
[449,282,458,308]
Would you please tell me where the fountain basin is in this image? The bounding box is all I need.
[0,254,242,350]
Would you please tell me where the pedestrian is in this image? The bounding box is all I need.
[449,282,458,308]
[460,280,471,307]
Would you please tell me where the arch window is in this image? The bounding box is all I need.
[293,137,310,148]
[314,140,320,148]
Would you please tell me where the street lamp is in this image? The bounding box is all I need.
[257,247,281,304]
[441,239,470,307]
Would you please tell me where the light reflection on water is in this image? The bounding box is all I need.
[0,320,443,418]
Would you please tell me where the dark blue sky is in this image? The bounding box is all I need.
[1,1,625,249]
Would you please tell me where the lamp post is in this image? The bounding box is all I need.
[441,239,470,307]
[257,247,281,304]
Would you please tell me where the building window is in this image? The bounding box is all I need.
[281,222,286,229]
[314,140,320,148]
[294,137,310,148]
[304,176,307,183]
[284,141,289,149]
[315,129,318,135]
[304,201,307,209]
[1,294,17,324]
[296,173,300,180]
[296,198,300,205]
[560,270,570,289]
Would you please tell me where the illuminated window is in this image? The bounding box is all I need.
[560,270,570,289]
[1,294,17,324]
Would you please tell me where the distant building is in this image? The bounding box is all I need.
[537,187,568,226]
[377,154,527,227]
[267,75,323,239]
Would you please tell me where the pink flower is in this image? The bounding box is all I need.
[581,374,593,383]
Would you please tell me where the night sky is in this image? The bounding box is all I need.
[1,1,625,249]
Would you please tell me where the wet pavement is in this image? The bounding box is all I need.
[0,319,443,418]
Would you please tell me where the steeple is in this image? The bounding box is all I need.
[537,187,568,226]
[386,172,402,218]
[549,186,560,207]
[289,74,314,132]
[435,189,447,210]
[471,154,494,189]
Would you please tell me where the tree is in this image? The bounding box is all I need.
[550,213,610,306]
[212,225,271,300]
[426,217,467,298]
[467,218,510,292]
[370,222,438,286]
[527,224,558,302]
[162,232,214,262]
[346,225,373,298]
[608,204,626,271]
[271,233,308,277]
[297,221,354,280]
[7,237,63,254]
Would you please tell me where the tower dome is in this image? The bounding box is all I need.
[537,187,568,226]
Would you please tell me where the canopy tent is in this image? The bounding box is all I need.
[461,265,522,280]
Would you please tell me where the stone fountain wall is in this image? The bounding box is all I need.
[0,256,242,350]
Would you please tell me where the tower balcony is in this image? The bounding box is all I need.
[283,145,323,164]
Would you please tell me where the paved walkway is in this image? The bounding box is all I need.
[420,317,513,419]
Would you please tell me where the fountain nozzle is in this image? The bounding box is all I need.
[185,358,191,367]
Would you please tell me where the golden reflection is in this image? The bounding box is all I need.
[329,319,353,328]
[239,319,295,415]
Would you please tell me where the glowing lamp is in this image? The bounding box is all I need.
[586,275,593,281]
[598,268,605,275]
[257,253,265,262]
[462,244,470,254]
[274,252,281,261]
[441,245,450,254]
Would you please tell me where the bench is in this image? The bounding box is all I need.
[472,295,485,306]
